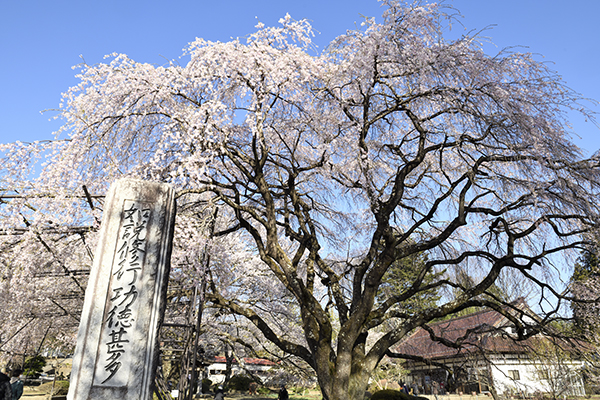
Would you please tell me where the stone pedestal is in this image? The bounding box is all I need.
[67,179,176,400]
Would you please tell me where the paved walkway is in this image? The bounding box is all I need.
[22,388,67,400]
[22,394,49,400]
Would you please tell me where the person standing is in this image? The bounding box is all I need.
[278,384,289,400]
[432,380,440,400]
[0,371,11,400]
[10,369,23,400]
[214,385,225,400]
[249,381,257,395]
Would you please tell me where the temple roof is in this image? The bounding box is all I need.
[393,300,534,359]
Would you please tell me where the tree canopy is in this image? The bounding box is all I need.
[572,243,600,332]
[570,242,600,392]
[1,1,599,399]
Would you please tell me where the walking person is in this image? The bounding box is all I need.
[10,369,23,400]
[0,371,11,400]
[432,380,440,400]
[214,385,225,400]
[278,384,289,400]
[249,381,257,395]
[400,381,409,395]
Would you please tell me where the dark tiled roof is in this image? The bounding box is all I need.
[394,306,527,359]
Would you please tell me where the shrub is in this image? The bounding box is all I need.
[201,378,213,393]
[23,355,46,378]
[38,381,69,395]
[227,374,254,392]
[257,387,271,394]
[371,389,429,400]
[51,380,70,396]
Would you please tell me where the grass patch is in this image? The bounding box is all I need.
[33,380,69,395]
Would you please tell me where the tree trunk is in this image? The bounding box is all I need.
[322,371,370,400]
[224,348,234,386]
[316,357,371,400]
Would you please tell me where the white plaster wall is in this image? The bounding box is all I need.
[491,363,545,395]
[490,361,585,396]
[207,362,232,384]
[206,362,273,384]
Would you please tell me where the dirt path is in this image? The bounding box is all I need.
[21,391,278,400]
[22,394,48,400]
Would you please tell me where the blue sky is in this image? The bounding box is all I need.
[1,0,599,156]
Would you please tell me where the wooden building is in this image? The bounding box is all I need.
[393,301,586,398]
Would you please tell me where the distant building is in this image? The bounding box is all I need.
[206,356,276,384]
[393,300,586,397]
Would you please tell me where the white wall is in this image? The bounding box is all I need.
[206,361,273,384]
[490,359,585,396]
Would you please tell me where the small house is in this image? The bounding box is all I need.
[206,356,276,384]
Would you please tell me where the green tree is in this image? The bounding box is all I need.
[570,242,600,393]
[571,243,600,333]
[573,244,600,281]
[23,354,46,378]
[376,250,441,317]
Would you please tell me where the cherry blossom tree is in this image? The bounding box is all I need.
[1,1,599,399]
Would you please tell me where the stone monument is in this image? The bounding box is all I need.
[67,179,176,400]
